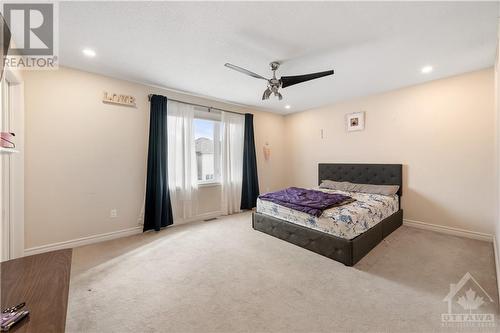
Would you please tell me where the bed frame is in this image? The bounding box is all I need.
[252,163,403,266]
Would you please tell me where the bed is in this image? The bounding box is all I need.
[252,163,403,266]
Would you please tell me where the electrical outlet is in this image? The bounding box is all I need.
[110,209,118,218]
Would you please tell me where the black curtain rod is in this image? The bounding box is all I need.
[147,94,244,116]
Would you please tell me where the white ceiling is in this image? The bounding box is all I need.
[57,1,498,114]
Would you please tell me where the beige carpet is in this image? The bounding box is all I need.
[67,212,499,332]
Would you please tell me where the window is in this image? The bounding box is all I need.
[193,111,221,185]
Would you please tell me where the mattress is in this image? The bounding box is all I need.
[256,188,399,240]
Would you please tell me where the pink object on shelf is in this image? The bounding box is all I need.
[0,132,15,148]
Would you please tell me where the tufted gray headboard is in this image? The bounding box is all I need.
[318,163,403,197]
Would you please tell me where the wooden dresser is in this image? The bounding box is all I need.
[1,249,72,332]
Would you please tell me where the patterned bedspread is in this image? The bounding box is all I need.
[256,188,399,240]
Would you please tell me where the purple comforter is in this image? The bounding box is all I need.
[259,187,353,217]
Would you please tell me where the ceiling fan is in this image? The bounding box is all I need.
[224,61,334,100]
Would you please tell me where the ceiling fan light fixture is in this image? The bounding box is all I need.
[262,88,272,100]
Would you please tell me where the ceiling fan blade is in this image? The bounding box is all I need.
[225,63,269,80]
[280,70,334,88]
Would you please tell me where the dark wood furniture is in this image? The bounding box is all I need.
[1,249,72,332]
[253,163,403,266]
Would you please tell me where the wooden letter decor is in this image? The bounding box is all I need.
[103,92,137,107]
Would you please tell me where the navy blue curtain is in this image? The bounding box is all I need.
[143,95,173,231]
[241,113,260,209]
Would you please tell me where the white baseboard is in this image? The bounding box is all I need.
[24,226,143,256]
[493,236,500,310]
[23,211,224,256]
[403,219,493,242]
[174,211,222,225]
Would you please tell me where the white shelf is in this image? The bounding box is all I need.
[0,147,19,154]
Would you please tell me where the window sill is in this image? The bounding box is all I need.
[198,182,221,188]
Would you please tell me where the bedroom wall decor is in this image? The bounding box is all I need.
[102,92,136,107]
[263,142,271,161]
[346,111,365,131]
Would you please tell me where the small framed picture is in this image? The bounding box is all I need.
[346,112,365,132]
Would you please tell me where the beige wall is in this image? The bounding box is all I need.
[285,69,496,234]
[253,110,287,193]
[23,67,286,249]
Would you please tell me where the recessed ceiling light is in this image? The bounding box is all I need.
[82,48,96,57]
[285,105,291,109]
[421,65,433,74]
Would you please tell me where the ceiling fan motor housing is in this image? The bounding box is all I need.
[270,61,280,71]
